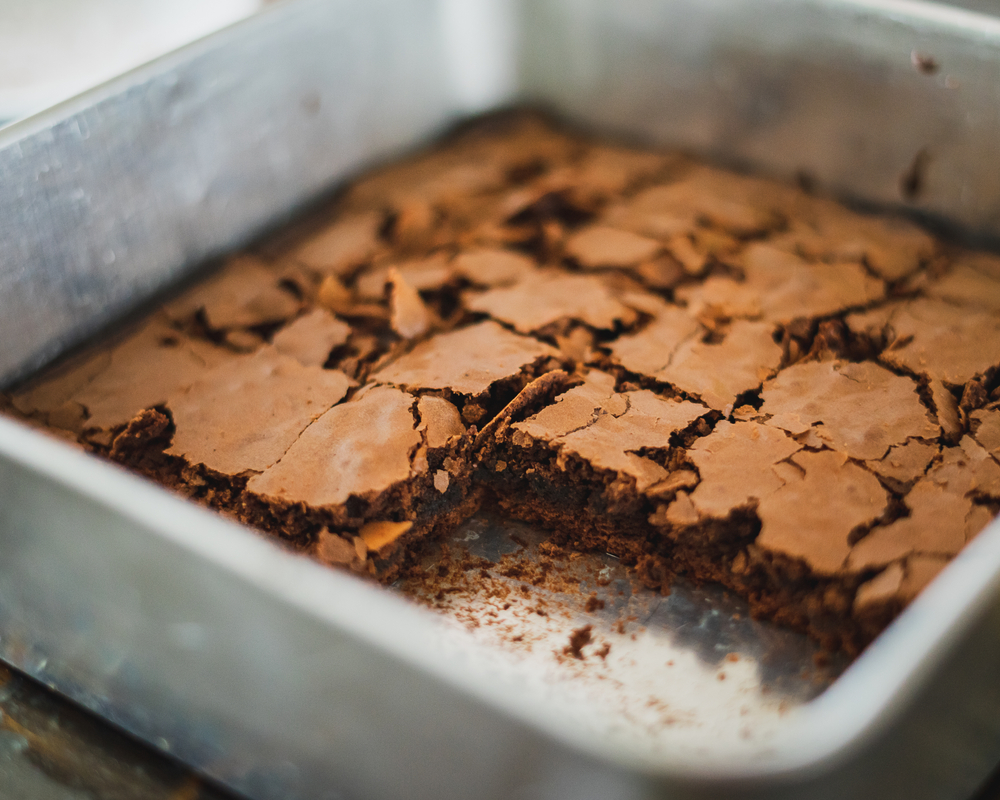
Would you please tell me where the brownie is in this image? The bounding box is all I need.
[7,112,1000,655]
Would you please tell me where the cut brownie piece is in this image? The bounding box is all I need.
[164,347,353,475]
[773,195,935,282]
[483,369,708,557]
[676,242,885,325]
[876,298,1000,386]
[611,314,782,412]
[163,255,304,332]
[272,309,351,367]
[451,248,536,287]
[464,271,638,335]
[606,164,791,239]
[665,421,800,524]
[245,384,474,579]
[292,211,385,277]
[9,315,229,439]
[371,319,562,426]
[103,345,355,525]
[564,226,662,269]
[849,441,1000,571]
[924,251,1000,312]
[758,360,940,460]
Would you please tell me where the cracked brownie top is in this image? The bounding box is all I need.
[6,112,1000,654]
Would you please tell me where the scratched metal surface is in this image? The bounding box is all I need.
[0,663,237,800]
[521,0,1000,240]
[0,0,462,387]
[3,417,1000,800]
[394,513,849,761]
[2,660,1000,800]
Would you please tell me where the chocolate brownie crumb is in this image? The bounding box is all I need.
[564,625,594,659]
[584,593,606,613]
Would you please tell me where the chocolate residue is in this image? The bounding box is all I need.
[911,51,940,75]
[564,625,594,659]
[900,148,931,201]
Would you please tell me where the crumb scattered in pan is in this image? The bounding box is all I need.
[911,50,940,75]
[585,593,606,612]
[900,148,931,201]
[564,625,594,659]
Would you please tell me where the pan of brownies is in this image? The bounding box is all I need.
[2,0,1000,798]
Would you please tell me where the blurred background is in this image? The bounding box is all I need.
[0,0,998,128]
[948,0,1000,9]
[0,0,267,126]
[949,0,1000,8]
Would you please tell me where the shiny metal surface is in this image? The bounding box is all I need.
[2,0,1000,798]
[0,663,236,800]
[394,514,850,760]
[3,401,1000,800]
[0,0,463,387]
[0,420,649,800]
[521,0,1000,239]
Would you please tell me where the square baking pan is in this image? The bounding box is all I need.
[3,1,1000,798]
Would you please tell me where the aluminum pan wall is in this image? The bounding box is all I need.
[519,0,1000,239]
[0,0,464,387]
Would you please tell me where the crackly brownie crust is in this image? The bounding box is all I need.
[7,111,1000,655]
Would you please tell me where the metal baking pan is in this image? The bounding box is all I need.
[3,0,1000,797]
